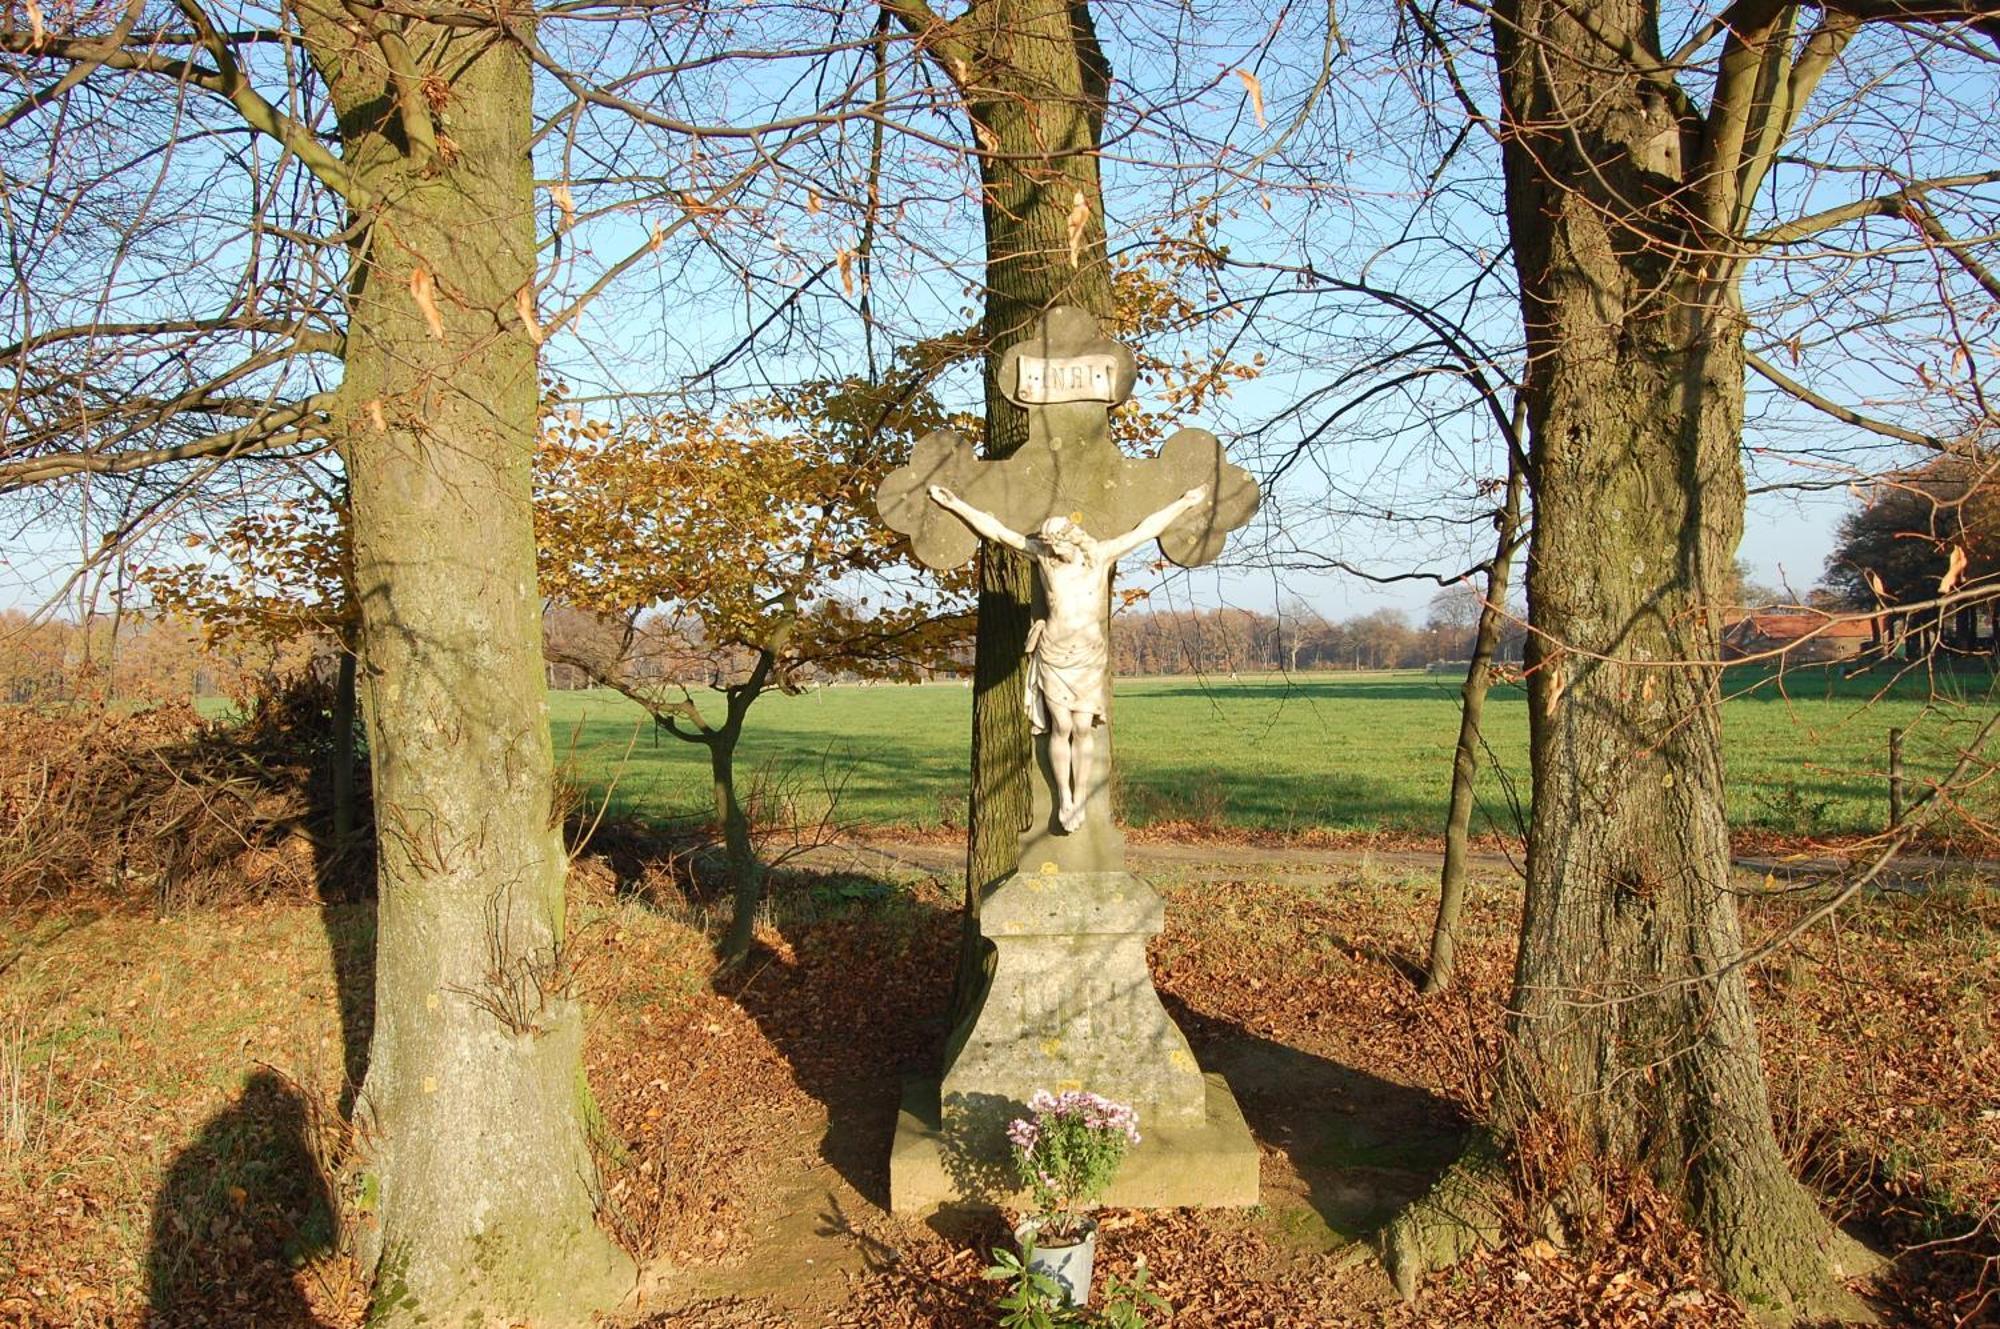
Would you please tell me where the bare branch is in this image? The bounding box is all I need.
[1748,169,2000,246]
[1745,351,1965,450]
[0,21,362,205]
[1910,201,2000,304]
[0,393,336,492]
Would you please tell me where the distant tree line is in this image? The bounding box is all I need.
[1108,601,1526,676]
[0,609,304,705]
[540,594,1530,689]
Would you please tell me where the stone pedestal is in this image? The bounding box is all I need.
[944,870,1205,1129]
[888,867,1258,1214]
[890,1073,1258,1214]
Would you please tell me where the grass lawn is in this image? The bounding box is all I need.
[547,664,2000,839]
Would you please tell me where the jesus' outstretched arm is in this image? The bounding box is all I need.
[928,485,1031,552]
[1101,485,1208,561]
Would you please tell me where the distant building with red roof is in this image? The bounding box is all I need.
[1720,610,1877,663]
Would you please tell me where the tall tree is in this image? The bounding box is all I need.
[2,8,634,1318]
[1390,2,2000,1316]
[278,10,634,1320]
[0,0,911,1314]
[0,1,828,1319]
[880,0,1117,1012]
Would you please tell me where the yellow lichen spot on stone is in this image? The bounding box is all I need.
[1040,1038,1063,1057]
[1056,1078,1083,1092]
[1070,510,1085,525]
[426,992,440,1011]
[1040,861,1059,875]
[422,1075,438,1094]
[1170,1049,1198,1072]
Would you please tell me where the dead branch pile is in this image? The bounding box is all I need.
[0,673,368,909]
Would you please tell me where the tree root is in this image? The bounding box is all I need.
[1713,1216,1882,1326]
[1381,1133,1886,1325]
[1379,1134,1509,1301]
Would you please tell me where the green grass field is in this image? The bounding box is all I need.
[547,665,2000,839]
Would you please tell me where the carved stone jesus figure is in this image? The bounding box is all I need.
[928,482,1209,833]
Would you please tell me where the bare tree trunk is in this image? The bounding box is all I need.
[711,725,763,965]
[1488,2,1863,1311]
[307,12,632,1323]
[1393,4,1869,1317]
[886,0,1116,1028]
[1422,446,1525,995]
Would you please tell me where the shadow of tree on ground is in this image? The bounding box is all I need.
[718,868,961,1210]
[1164,991,1466,1243]
[147,1069,337,1328]
[711,848,1466,1259]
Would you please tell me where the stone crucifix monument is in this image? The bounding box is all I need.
[878,307,1259,1212]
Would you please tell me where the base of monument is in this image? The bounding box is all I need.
[888,1072,1260,1216]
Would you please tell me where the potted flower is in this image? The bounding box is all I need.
[1005,1089,1141,1307]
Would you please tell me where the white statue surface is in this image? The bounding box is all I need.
[927,484,1208,831]
[874,305,1258,854]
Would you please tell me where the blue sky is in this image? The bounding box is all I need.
[4,1,1988,626]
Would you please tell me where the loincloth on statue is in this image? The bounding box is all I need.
[1023,619,1108,734]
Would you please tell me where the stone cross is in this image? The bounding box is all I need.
[880,308,1262,1214]
[877,307,1257,575]
[876,307,1258,872]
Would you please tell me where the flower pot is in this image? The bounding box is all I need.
[1016,1216,1098,1307]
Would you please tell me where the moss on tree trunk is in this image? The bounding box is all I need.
[303,12,633,1324]
[900,0,1118,1025]
[1390,4,1874,1319]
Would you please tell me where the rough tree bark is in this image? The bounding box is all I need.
[1421,442,1525,996]
[305,8,634,1323]
[1393,4,1876,1318]
[883,0,1115,1026]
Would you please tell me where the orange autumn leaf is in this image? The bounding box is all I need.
[1234,68,1266,129]
[409,267,444,340]
[516,284,545,345]
[1066,190,1090,269]
[1940,543,1969,595]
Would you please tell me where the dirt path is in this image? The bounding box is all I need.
[798,833,1481,888]
[799,832,1996,892]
